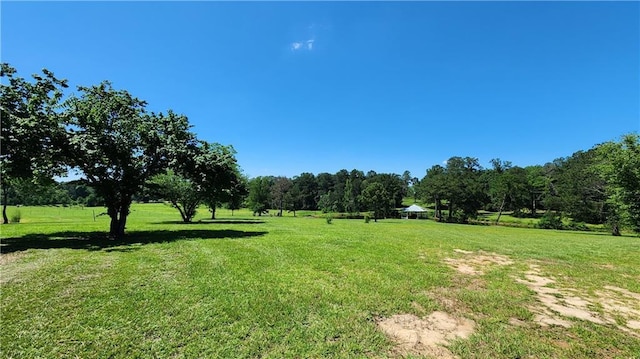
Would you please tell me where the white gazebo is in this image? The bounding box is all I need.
[402,204,428,219]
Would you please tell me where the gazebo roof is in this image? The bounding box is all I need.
[403,204,427,212]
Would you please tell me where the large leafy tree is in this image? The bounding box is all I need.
[0,63,68,223]
[65,82,194,238]
[487,159,530,223]
[225,172,249,215]
[449,157,487,222]
[419,165,448,220]
[271,176,292,216]
[550,149,608,224]
[524,165,549,215]
[247,176,273,216]
[293,172,318,210]
[599,133,640,235]
[360,182,393,222]
[194,142,240,220]
[148,142,241,222]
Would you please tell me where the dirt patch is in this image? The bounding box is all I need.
[441,250,640,338]
[516,264,640,336]
[377,311,475,359]
[444,249,513,275]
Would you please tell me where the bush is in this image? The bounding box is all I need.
[566,221,590,231]
[325,215,333,224]
[364,214,371,223]
[537,211,563,230]
[10,210,21,224]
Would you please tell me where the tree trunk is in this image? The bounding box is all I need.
[211,206,216,220]
[532,194,536,216]
[496,194,507,224]
[108,206,119,238]
[172,202,188,222]
[611,223,621,236]
[108,201,129,239]
[117,208,127,239]
[448,201,453,221]
[2,186,8,224]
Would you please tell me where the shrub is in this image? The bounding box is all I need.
[325,215,333,224]
[566,221,590,231]
[537,211,563,230]
[364,214,371,223]
[10,210,21,224]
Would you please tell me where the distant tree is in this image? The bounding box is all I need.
[360,182,393,222]
[550,150,608,224]
[599,133,640,235]
[1,63,68,223]
[419,165,448,220]
[524,165,548,215]
[247,176,273,215]
[343,178,358,214]
[443,157,487,222]
[293,172,318,210]
[487,159,529,223]
[147,170,200,222]
[225,173,249,216]
[271,176,292,216]
[402,170,413,201]
[65,82,194,238]
[192,142,241,220]
[318,191,342,213]
[368,173,405,209]
[285,181,303,216]
[316,172,335,199]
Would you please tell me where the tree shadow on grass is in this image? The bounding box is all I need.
[0,229,268,254]
[153,219,265,225]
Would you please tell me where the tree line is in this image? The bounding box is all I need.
[2,64,638,236]
[245,170,412,221]
[1,64,242,238]
[238,133,638,236]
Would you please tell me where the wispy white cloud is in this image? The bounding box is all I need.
[290,38,315,52]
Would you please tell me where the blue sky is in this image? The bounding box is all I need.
[2,2,639,179]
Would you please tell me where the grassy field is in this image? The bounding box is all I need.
[1,204,639,358]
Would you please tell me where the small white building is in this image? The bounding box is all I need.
[402,204,428,219]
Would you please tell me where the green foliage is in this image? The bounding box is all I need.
[247,176,272,215]
[147,170,200,222]
[9,209,20,223]
[598,133,640,234]
[0,63,69,223]
[190,142,242,219]
[537,211,564,230]
[325,214,333,224]
[65,83,196,238]
[549,149,608,224]
[360,182,393,221]
[419,157,487,223]
[364,213,371,223]
[270,176,292,216]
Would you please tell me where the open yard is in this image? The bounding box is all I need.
[1,204,639,358]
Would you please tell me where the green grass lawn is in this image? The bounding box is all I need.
[1,204,639,358]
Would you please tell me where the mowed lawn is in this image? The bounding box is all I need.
[1,204,639,358]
